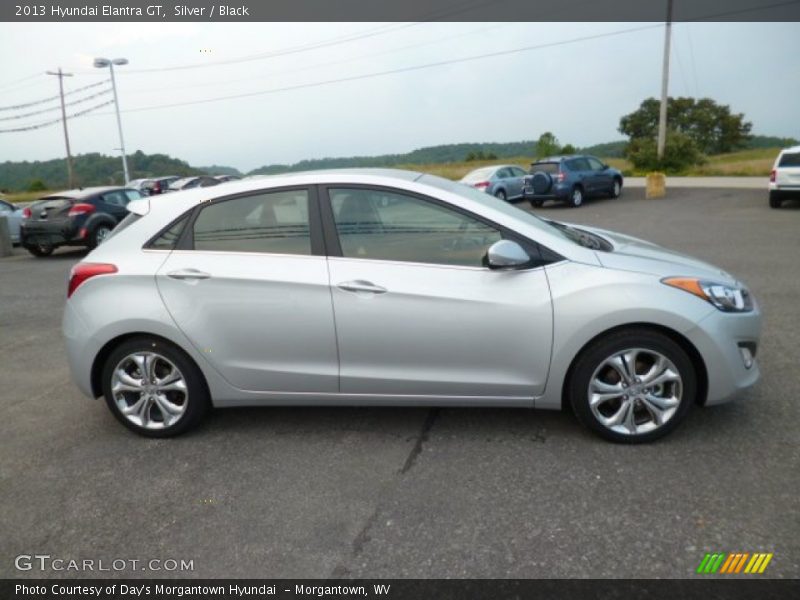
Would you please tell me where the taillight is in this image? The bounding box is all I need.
[556,172,566,183]
[68,203,96,217]
[22,207,32,219]
[770,169,776,183]
[67,263,117,298]
[154,182,161,193]
[473,181,490,189]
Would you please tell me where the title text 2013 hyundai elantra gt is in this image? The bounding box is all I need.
[63,170,761,442]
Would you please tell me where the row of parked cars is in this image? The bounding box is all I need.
[11,174,241,257]
[459,154,624,208]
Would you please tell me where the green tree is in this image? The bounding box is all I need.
[561,143,577,154]
[619,97,752,155]
[27,179,47,192]
[536,132,560,158]
[625,130,704,173]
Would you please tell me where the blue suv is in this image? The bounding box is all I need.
[523,155,623,208]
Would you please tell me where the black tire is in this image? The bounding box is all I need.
[25,243,54,257]
[494,189,507,201]
[567,186,584,208]
[89,224,113,248]
[769,193,782,209]
[530,199,545,208]
[611,177,622,198]
[101,336,210,438]
[567,328,696,443]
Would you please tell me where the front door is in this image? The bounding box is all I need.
[156,187,339,393]
[321,186,553,399]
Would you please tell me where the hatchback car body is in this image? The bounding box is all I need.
[63,170,761,442]
[166,176,220,192]
[141,176,180,196]
[769,145,800,208]
[524,155,623,208]
[20,187,142,256]
[459,165,528,201]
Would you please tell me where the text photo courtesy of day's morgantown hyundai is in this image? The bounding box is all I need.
[1,1,799,598]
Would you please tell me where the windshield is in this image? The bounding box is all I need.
[418,173,578,243]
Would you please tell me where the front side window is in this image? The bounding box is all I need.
[329,188,502,267]
[587,157,605,171]
[192,189,311,255]
[125,190,142,202]
[102,191,128,206]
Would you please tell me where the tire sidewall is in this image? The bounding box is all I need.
[569,186,583,207]
[495,189,507,201]
[90,224,113,248]
[101,337,209,437]
[568,329,696,443]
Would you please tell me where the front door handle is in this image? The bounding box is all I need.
[168,268,211,280]
[337,280,387,294]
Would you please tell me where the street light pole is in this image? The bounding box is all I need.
[95,57,130,184]
[657,0,674,161]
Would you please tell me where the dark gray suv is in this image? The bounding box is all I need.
[523,155,624,208]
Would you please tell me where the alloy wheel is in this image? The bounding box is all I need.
[110,351,188,430]
[587,348,682,436]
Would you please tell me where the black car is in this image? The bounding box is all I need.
[523,155,624,208]
[141,176,180,196]
[20,186,142,257]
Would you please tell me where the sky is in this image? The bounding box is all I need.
[0,21,797,172]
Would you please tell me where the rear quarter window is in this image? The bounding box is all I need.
[778,153,800,167]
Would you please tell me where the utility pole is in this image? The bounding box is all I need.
[657,0,674,161]
[46,67,76,188]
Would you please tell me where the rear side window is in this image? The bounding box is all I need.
[192,190,311,255]
[779,153,800,167]
[148,215,189,250]
[530,162,560,174]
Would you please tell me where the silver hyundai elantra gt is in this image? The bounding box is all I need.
[62,169,761,442]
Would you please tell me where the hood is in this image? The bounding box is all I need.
[573,224,737,284]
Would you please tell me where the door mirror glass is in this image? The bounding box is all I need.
[485,240,530,269]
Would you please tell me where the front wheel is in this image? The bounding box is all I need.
[102,337,210,437]
[611,178,622,198]
[567,329,696,443]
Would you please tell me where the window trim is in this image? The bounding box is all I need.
[317,183,559,269]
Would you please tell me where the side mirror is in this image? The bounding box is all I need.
[486,240,530,270]
[602,163,610,170]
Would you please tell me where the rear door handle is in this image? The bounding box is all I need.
[337,280,387,294]
[168,268,211,280]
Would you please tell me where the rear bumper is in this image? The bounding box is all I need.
[20,221,82,247]
[523,183,571,201]
[769,188,800,199]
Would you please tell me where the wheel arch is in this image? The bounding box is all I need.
[560,322,708,410]
[91,331,209,399]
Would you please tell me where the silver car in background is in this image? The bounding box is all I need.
[0,198,24,244]
[63,169,761,442]
[459,165,528,201]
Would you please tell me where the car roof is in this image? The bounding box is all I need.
[779,145,800,154]
[40,186,127,200]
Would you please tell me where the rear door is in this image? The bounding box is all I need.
[155,187,339,393]
[321,185,553,399]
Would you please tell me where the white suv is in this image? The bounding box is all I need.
[769,146,800,208]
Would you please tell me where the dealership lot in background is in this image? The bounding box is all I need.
[1,187,798,578]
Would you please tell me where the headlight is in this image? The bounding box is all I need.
[662,277,753,312]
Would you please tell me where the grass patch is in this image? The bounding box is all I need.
[2,190,53,204]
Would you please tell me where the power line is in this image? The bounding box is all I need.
[0,99,114,134]
[0,79,110,112]
[92,24,662,117]
[0,72,44,90]
[0,88,112,121]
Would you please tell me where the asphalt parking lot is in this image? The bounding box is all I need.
[1,187,798,579]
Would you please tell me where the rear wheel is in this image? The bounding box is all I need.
[102,336,210,437]
[568,186,584,208]
[769,193,782,209]
[530,199,544,208]
[567,329,696,443]
[494,189,507,201]
[26,243,54,257]
[89,224,113,248]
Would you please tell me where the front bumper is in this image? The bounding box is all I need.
[684,305,763,406]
